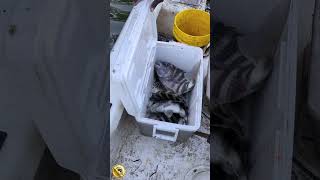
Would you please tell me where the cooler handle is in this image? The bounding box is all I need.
[152,125,179,142]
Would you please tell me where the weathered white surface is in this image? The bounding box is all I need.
[110,112,210,180]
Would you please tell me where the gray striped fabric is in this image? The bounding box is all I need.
[212,23,273,105]
[209,22,273,180]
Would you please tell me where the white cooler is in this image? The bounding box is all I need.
[110,0,203,142]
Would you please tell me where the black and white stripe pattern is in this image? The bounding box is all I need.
[146,61,194,125]
[151,78,188,109]
[148,100,186,118]
[155,61,195,96]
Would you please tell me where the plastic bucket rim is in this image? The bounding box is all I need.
[174,9,210,38]
[173,9,210,46]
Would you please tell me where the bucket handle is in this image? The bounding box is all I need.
[152,125,179,142]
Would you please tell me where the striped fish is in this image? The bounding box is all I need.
[151,78,188,108]
[170,113,188,125]
[147,112,188,125]
[154,61,195,95]
[177,116,188,125]
[148,100,186,118]
[147,112,169,122]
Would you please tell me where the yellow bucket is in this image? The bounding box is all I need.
[173,9,210,47]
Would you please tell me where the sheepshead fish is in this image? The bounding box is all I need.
[177,117,188,125]
[171,113,188,125]
[147,112,169,122]
[154,61,195,95]
[147,112,187,125]
[151,78,188,107]
[148,100,186,118]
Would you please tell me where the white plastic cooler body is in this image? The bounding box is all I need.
[111,0,203,142]
[137,41,204,142]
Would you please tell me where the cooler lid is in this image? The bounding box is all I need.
[110,0,157,116]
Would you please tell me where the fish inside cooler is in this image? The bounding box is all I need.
[132,41,203,142]
[146,61,196,125]
[142,54,202,126]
